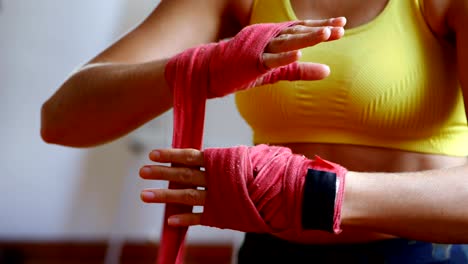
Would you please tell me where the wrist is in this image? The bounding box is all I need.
[341,171,369,228]
[301,156,348,234]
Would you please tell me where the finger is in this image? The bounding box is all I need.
[299,62,330,80]
[141,188,206,206]
[149,148,204,166]
[294,17,347,28]
[266,27,332,54]
[263,50,301,69]
[168,213,202,227]
[258,62,330,86]
[280,24,343,36]
[139,165,206,186]
[280,25,318,35]
[281,26,345,43]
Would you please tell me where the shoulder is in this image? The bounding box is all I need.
[90,0,254,64]
[421,0,468,41]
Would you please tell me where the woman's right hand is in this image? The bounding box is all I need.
[41,0,345,148]
[261,17,346,75]
[165,18,347,99]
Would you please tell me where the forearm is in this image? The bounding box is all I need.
[342,165,468,243]
[41,60,171,147]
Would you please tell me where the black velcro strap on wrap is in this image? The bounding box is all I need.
[301,169,337,233]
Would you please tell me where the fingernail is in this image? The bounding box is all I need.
[331,17,343,22]
[150,150,160,160]
[168,217,180,226]
[140,166,152,176]
[141,191,155,200]
[297,50,302,58]
[332,17,347,25]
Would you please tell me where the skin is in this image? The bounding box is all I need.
[40,2,344,147]
[41,0,468,243]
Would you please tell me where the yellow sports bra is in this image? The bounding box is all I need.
[235,0,468,156]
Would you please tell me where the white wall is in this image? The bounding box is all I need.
[0,0,251,244]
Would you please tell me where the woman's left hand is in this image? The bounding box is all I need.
[139,148,207,227]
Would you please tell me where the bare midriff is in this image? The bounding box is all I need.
[272,142,467,244]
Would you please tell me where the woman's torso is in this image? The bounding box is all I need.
[230,0,466,243]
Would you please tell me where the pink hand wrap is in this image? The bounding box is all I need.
[202,144,347,237]
[159,21,301,264]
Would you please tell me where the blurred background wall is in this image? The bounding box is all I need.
[0,0,250,247]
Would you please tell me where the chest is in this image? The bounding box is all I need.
[240,0,461,137]
[289,0,443,34]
